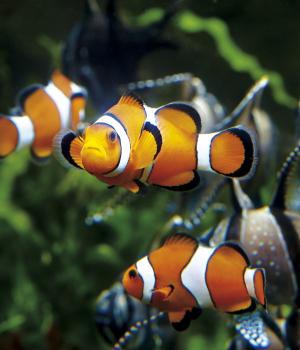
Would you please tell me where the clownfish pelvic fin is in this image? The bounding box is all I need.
[197,126,257,180]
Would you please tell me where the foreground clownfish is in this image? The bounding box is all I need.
[56,94,257,193]
[0,70,86,161]
[122,233,266,331]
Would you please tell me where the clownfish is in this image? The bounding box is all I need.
[56,94,257,193]
[210,141,300,307]
[122,233,266,331]
[0,70,87,161]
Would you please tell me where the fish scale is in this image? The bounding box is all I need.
[240,207,296,304]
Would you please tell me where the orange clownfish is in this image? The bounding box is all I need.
[122,233,266,331]
[0,70,87,162]
[57,94,257,192]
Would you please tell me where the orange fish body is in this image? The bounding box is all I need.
[57,94,257,193]
[122,233,266,331]
[0,70,86,161]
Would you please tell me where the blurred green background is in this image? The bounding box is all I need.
[0,0,299,349]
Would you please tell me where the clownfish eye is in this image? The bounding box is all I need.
[108,130,117,143]
[129,269,137,279]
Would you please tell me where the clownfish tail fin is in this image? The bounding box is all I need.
[197,126,257,180]
[0,116,35,158]
[112,312,165,350]
[244,268,266,309]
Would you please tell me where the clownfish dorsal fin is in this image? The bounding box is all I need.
[155,102,202,134]
[17,84,44,112]
[133,122,162,169]
[51,70,72,97]
[271,140,300,210]
[54,130,84,169]
[118,93,145,110]
[161,233,198,250]
[214,241,250,266]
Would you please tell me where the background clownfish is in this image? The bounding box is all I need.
[0,70,87,162]
[122,233,266,331]
[57,94,257,193]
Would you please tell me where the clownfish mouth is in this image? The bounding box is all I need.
[86,146,101,152]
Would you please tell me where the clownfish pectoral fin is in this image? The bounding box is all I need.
[155,102,202,134]
[156,171,200,191]
[133,123,162,169]
[152,285,174,302]
[53,130,84,169]
[169,307,202,332]
[198,126,257,180]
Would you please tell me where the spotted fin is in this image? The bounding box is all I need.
[155,102,201,134]
[234,312,272,349]
[54,130,84,169]
[169,308,202,331]
[162,233,198,249]
[198,126,257,179]
[156,171,200,191]
[133,122,162,169]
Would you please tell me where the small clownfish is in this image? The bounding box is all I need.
[122,233,266,331]
[0,70,87,162]
[57,94,257,193]
[210,141,300,307]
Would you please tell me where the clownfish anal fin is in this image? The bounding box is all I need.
[118,93,145,109]
[162,232,198,249]
[169,307,202,332]
[156,171,200,192]
[17,84,44,111]
[226,298,256,315]
[155,102,201,134]
[54,130,84,169]
[122,180,146,193]
[133,122,162,169]
[30,147,51,164]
